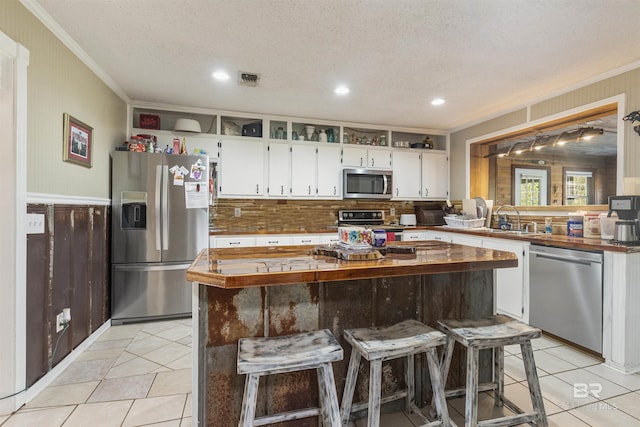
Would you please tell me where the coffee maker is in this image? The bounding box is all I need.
[608,195,640,244]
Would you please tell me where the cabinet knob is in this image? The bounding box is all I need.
[360,157,364,167]
[308,185,311,195]
[281,185,284,195]
[371,158,375,167]
[333,186,336,195]
[256,184,259,194]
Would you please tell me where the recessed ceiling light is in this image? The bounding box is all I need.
[334,85,350,95]
[431,98,445,106]
[212,71,230,81]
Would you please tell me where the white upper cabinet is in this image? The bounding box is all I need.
[392,151,421,199]
[342,146,392,169]
[267,142,290,197]
[421,151,449,199]
[218,139,265,197]
[317,145,342,198]
[291,144,317,197]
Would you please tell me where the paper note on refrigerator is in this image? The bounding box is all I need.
[184,182,208,209]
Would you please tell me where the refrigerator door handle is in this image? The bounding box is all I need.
[162,164,169,250]
[155,165,162,251]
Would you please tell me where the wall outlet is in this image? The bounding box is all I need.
[234,207,241,217]
[27,213,45,234]
[390,207,396,216]
[56,312,65,333]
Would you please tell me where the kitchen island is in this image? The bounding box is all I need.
[186,241,518,426]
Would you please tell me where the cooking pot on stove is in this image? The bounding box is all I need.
[614,219,639,243]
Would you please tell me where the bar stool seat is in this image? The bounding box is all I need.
[437,314,548,427]
[340,319,451,427]
[237,329,343,427]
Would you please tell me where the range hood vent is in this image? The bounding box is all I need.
[238,71,260,87]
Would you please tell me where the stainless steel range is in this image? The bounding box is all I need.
[338,209,405,241]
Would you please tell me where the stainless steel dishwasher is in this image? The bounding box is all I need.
[529,245,603,353]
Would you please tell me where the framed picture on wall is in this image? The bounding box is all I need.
[63,113,93,168]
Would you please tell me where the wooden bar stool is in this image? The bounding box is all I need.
[236,329,343,427]
[340,319,451,427]
[436,314,548,427]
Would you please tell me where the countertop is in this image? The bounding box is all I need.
[186,241,518,289]
[428,226,640,253]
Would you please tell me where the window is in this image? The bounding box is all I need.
[513,168,548,206]
[564,169,594,205]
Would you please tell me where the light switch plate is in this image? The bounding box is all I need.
[27,213,45,234]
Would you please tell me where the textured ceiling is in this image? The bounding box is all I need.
[32,0,640,131]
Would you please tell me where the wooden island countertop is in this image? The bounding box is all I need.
[189,240,519,426]
[186,240,518,289]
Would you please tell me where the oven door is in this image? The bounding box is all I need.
[343,168,392,199]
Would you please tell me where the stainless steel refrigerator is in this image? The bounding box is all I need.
[111,151,209,324]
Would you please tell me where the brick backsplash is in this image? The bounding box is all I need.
[210,199,427,232]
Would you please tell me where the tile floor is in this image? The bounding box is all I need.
[3,321,640,426]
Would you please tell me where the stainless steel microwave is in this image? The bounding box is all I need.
[343,168,393,199]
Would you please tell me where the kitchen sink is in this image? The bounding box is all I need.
[483,229,545,236]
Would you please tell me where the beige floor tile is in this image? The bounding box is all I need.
[180,417,192,427]
[25,381,99,408]
[183,393,192,418]
[89,338,131,351]
[544,345,602,368]
[113,350,137,367]
[504,343,521,355]
[176,335,192,347]
[148,369,192,397]
[571,400,640,426]
[586,364,640,391]
[139,421,181,427]
[547,411,592,426]
[126,335,173,357]
[2,406,75,427]
[75,347,124,362]
[104,356,163,379]
[529,350,579,374]
[155,324,192,342]
[504,354,548,382]
[96,323,143,341]
[538,375,598,410]
[51,358,116,386]
[606,391,640,419]
[531,335,564,351]
[555,368,631,399]
[0,414,8,424]
[354,410,414,426]
[131,331,152,343]
[88,373,156,402]
[503,381,564,416]
[122,394,187,427]
[141,320,181,335]
[143,342,192,366]
[62,400,132,427]
[166,353,192,370]
[448,392,515,423]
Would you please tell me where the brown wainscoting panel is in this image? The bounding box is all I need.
[26,203,111,386]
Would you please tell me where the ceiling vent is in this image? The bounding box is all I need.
[238,71,260,87]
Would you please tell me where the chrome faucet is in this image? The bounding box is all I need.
[525,222,537,233]
[495,205,521,230]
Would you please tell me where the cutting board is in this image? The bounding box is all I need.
[462,199,477,217]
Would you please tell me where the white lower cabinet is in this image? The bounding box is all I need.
[319,233,340,244]
[255,235,293,247]
[402,231,428,241]
[212,236,256,248]
[479,237,529,322]
[418,231,529,322]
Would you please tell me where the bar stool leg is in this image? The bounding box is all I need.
[340,349,361,425]
[426,347,451,426]
[465,347,479,427]
[520,341,548,427]
[368,360,383,427]
[317,363,341,427]
[494,346,505,407]
[405,354,415,413]
[239,373,260,427]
